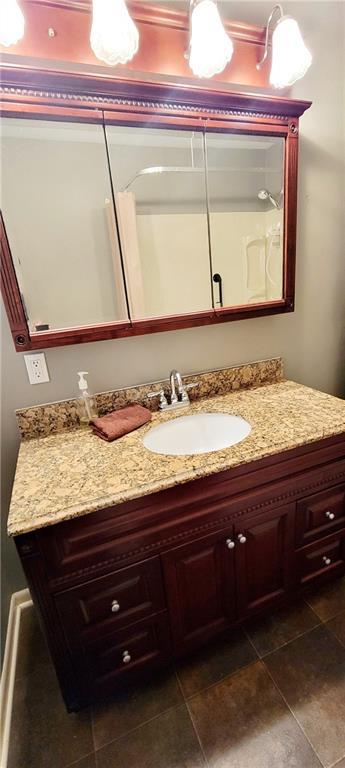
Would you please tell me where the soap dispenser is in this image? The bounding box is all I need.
[77,372,98,424]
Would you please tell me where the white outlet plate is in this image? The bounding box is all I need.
[24,353,50,385]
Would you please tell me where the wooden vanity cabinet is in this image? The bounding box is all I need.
[15,433,345,711]
[233,504,294,619]
[163,527,237,654]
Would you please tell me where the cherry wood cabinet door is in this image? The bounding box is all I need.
[234,504,295,619]
[162,527,237,654]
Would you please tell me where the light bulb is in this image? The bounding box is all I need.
[0,0,24,47]
[270,16,312,88]
[189,0,233,79]
[90,0,139,66]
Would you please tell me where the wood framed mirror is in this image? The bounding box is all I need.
[0,74,311,350]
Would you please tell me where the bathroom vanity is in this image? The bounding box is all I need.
[9,362,345,711]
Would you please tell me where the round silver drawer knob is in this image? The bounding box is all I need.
[238,534,247,544]
[325,511,335,520]
[122,650,131,664]
[111,600,120,613]
[226,538,235,549]
[323,556,331,566]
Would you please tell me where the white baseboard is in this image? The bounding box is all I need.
[0,589,33,768]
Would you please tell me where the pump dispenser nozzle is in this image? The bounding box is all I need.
[76,372,98,424]
[78,372,89,391]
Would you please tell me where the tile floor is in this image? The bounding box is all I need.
[8,576,345,768]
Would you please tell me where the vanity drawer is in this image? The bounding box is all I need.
[296,483,345,547]
[297,533,345,587]
[55,557,166,639]
[80,613,171,697]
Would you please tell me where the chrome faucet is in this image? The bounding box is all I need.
[147,370,199,411]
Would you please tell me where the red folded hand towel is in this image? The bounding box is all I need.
[91,404,151,442]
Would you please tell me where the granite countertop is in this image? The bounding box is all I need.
[8,379,345,537]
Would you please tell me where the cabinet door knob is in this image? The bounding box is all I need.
[323,556,331,566]
[122,650,131,664]
[111,600,120,613]
[238,534,247,544]
[226,538,235,549]
[325,511,335,520]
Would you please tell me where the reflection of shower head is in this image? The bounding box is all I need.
[258,188,282,210]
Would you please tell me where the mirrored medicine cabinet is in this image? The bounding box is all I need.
[0,83,311,351]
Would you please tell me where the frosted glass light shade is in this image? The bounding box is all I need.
[270,16,312,88]
[189,0,233,79]
[90,0,139,66]
[0,0,24,47]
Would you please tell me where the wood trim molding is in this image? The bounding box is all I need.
[0,590,33,768]
[0,212,30,349]
[0,69,312,118]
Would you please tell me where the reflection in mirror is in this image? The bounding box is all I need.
[105,125,213,319]
[205,133,285,307]
[1,118,129,332]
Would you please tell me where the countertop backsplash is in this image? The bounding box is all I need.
[15,357,283,441]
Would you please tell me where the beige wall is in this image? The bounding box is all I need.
[1,2,345,643]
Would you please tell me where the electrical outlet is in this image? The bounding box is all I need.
[24,353,50,385]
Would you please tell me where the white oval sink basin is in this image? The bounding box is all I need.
[143,412,251,456]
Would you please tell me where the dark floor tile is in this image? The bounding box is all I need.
[96,704,206,768]
[8,662,93,768]
[66,755,96,768]
[245,600,320,657]
[176,628,257,698]
[306,576,345,621]
[92,668,183,750]
[16,605,51,681]
[326,612,345,646]
[264,625,345,767]
[188,660,321,768]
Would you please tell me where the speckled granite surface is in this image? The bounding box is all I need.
[16,357,283,440]
[8,380,345,537]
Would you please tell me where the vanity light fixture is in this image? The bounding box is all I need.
[188,0,233,79]
[257,4,312,88]
[0,0,24,47]
[90,0,139,66]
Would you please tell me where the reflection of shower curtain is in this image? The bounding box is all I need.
[114,191,146,320]
[105,199,128,320]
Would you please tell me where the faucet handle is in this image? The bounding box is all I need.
[180,381,199,402]
[147,389,168,409]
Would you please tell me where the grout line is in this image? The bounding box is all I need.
[261,659,325,767]
[324,611,345,649]
[246,619,323,660]
[174,664,209,768]
[328,755,345,768]
[185,700,210,768]
[304,582,345,624]
[183,655,260,702]
[184,656,260,705]
[173,662,187,702]
[90,698,97,757]
[91,694,185,754]
[63,751,96,768]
